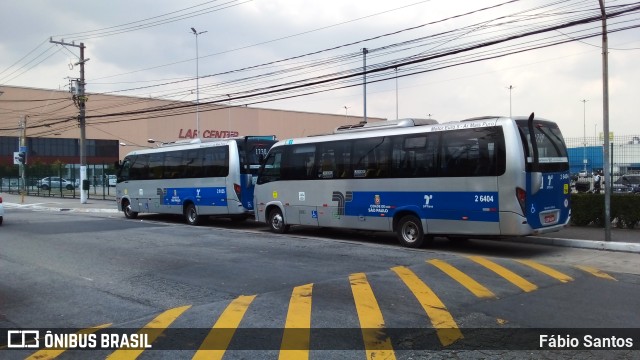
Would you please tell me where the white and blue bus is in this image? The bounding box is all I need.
[116,136,276,225]
[254,114,571,247]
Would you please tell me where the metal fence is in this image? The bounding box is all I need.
[565,135,640,192]
[0,163,116,200]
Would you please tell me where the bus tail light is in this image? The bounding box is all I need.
[234,183,242,201]
[516,187,526,213]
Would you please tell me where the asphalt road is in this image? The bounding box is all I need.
[1,209,638,359]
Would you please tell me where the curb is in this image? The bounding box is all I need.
[3,202,119,214]
[512,236,640,253]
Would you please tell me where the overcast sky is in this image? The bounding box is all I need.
[1,0,639,140]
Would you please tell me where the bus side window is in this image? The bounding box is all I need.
[319,153,335,179]
[130,154,149,181]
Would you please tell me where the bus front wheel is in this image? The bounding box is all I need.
[185,203,202,226]
[397,215,425,248]
[268,208,289,234]
[123,200,138,219]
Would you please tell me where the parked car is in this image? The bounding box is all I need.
[0,196,4,225]
[613,175,640,193]
[37,176,76,190]
[108,175,117,187]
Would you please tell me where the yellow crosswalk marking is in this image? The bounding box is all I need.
[279,283,313,360]
[468,256,538,292]
[515,259,574,283]
[391,266,463,346]
[25,323,112,360]
[107,305,191,360]
[193,295,256,360]
[349,272,396,360]
[575,265,617,281]
[427,259,496,299]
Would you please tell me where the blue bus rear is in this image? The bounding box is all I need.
[516,117,571,233]
[237,136,277,211]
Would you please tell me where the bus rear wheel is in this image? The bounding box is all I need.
[397,215,425,248]
[268,208,289,234]
[184,203,202,226]
[123,200,138,219]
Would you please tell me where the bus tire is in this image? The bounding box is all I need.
[184,203,202,226]
[122,199,138,219]
[268,208,289,234]
[397,215,425,248]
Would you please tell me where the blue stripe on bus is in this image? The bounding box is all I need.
[342,191,500,222]
[162,187,228,207]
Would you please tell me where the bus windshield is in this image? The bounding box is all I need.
[517,120,569,172]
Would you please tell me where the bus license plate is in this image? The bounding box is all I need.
[544,214,556,224]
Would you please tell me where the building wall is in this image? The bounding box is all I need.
[0,85,383,162]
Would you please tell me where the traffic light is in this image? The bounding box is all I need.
[17,151,26,164]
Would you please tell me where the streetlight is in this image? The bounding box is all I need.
[507,85,515,118]
[191,27,208,139]
[344,106,350,122]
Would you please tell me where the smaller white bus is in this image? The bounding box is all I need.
[254,115,571,247]
[116,136,276,225]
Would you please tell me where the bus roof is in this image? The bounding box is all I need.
[123,135,276,157]
[275,116,514,147]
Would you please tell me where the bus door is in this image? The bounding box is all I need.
[518,117,571,229]
[286,144,318,227]
[238,173,254,210]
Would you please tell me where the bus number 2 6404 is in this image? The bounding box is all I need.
[475,195,494,203]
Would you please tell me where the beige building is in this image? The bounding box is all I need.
[0,85,383,165]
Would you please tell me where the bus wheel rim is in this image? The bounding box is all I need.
[403,223,418,243]
[272,213,283,230]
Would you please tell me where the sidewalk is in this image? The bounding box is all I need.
[2,192,638,253]
[1,192,118,213]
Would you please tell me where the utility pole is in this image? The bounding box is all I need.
[362,48,368,123]
[50,38,88,204]
[597,0,611,242]
[19,116,27,203]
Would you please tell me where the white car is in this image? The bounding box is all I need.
[37,176,76,190]
[108,175,117,187]
[0,196,4,225]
